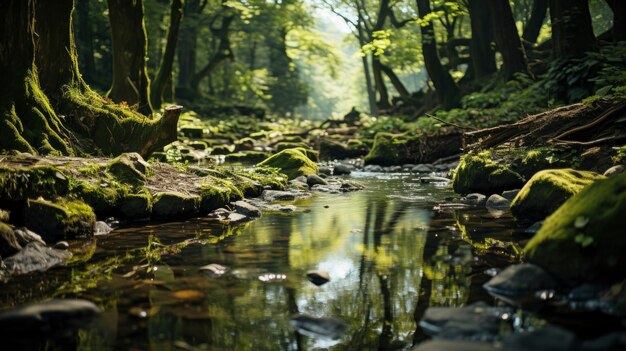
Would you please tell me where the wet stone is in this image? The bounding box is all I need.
[483,263,560,306]
[461,193,487,206]
[413,164,434,173]
[199,263,228,277]
[485,194,511,210]
[0,299,100,335]
[290,314,348,340]
[232,201,261,218]
[333,164,352,175]
[420,176,450,184]
[307,174,327,187]
[501,189,521,201]
[363,164,383,172]
[94,221,113,235]
[318,166,332,175]
[604,165,625,177]
[1,243,71,277]
[306,270,330,286]
[53,241,70,250]
[262,190,298,202]
[13,227,46,247]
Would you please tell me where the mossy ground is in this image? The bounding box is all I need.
[525,173,626,284]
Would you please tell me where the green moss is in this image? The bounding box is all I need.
[152,192,199,219]
[452,151,524,195]
[525,174,626,284]
[258,148,318,180]
[107,154,147,185]
[199,179,239,213]
[364,133,400,166]
[237,167,287,190]
[24,198,95,241]
[0,165,70,202]
[274,141,310,152]
[70,180,126,215]
[118,191,152,220]
[511,169,605,219]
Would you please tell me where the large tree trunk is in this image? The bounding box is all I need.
[605,0,626,42]
[176,0,202,97]
[357,16,378,115]
[151,0,184,109]
[372,57,391,110]
[549,0,597,57]
[0,0,71,155]
[416,0,461,109]
[74,0,96,84]
[468,0,497,79]
[522,0,548,46]
[107,0,153,115]
[489,0,530,79]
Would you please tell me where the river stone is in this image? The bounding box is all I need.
[501,189,520,201]
[318,167,332,175]
[333,164,352,175]
[232,201,261,218]
[225,212,251,224]
[452,152,524,195]
[364,164,383,172]
[1,242,71,276]
[118,193,152,220]
[420,302,512,341]
[24,199,95,242]
[485,194,511,210]
[511,169,605,220]
[307,174,327,187]
[604,165,625,177]
[483,263,560,306]
[13,227,46,247]
[53,241,70,250]
[0,223,21,258]
[420,176,450,184]
[258,148,318,180]
[94,221,113,235]
[0,209,9,223]
[0,299,100,335]
[412,164,434,173]
[290,314,347,340]
[152,192,199,219]
[262,190,297,202]
[306,270,330,286]
[524,173,626,284]
[462,193,487,206]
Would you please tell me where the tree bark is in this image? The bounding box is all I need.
[372,57,391,110]
[489,0,530,79]
[357,16,378,115]
[605,0,626,42]
[176,0,203,96]
[549,0,597,57]
[380,63,410,99]
[151,0,184,109]
[107,0,153,115]
[522,0,548,46]
[416,0,461,109]
[190,14,235,93]
[74,0,96,84]
[468,0,497,79]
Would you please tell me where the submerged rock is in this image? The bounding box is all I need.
[24,199,95,242]
[1,243,71,277]
[290,314,348,340]
[199,263,228,277]
[524,173,626,284]
[511,169,605,220]
[483,263,560,306]
[258,148,318,179]
[452,152,524,195]
[0,299,100,335]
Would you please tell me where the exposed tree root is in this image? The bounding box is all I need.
[464,98,626,151]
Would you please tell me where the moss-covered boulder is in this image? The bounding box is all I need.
[0,165,69,203]
[364,133,400,166]
[319,139,368,161]
[0,223,21,258]
[107,153,149,184]
[152,192,199,220]
[71,180,125,215]
[452,152,524,195]
[258,148,318,180]
[118,193,152,220]
[24,199,95,242]
[525,173,626,284]
[511,169,605,220]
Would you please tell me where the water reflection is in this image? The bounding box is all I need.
[0,174,513,350]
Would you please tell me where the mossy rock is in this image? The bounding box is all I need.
[258,148,318,180]
[224,151,269,164]
[0,222,21,258]
[24,199,95,242]
[298,148,319,163]
[364,133,400,166]
[107,153,149,184]
[452,152,524,195]
[70,180,127,215]
[511,169,605,220]
[0,165,69,203]
[524,174,626,284]
[118,192,152,220]
[274,141,310,152]
[199,181,238,213]
[319,139,368,161]
[152,192,199,220]
[234,137,256,152]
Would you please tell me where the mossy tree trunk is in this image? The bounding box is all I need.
[0,0,72,155]
[151,0,184,109]
[416,0,461,109]
[549,0,597,57]
[489,0,530,79]
[107,0,153,115]
[468,0,497,79]
[522,0,548,47]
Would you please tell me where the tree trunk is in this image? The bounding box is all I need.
[416,0,461,109]
[380,63,410,99]
[605,0,626,42]
[549,0,597,57]
[74,0,96,84]
[190,14,235,93]
[468,0,497,79]
[0,0,71,154]
[151,0,184,109]
[489,0,530,79]
[372,57,391,110]
[522,0,548,46]
[176,0,202,97]
[357,16,378,115]
[107,0,153,115]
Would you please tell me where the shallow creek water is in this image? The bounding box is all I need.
[0,172,529,350]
